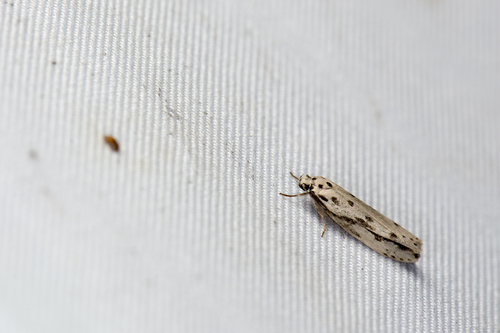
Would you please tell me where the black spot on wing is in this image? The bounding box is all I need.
[390,232,398,239]
[319,195,328,202]
[355,218,373,230]
[348,200,354,207]
[331,197,339,205]
[341,216,356,225]
[368,230,416,257]
[395,242,412,253]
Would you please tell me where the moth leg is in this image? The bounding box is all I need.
[313,199,346,238]
[313,199,327,237]
[279,192,309,197]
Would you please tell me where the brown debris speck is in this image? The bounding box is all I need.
[104,135,119,152]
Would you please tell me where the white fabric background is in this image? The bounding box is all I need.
[1,0,499,332]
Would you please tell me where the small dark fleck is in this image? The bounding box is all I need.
[312,177,317,180]
[331,197,339,205]
[413,243,417,246]
[391,255,396,259]
[319,195,328,202]
[326,182,332,187]
[374,234,382,242]
[394,222,400,227]
[104,135,119,152]
[409,238,414,241]
[348,200,354,207]
[52,61,56,65]
[383,253,388,256]
[351,231,360,238]
[365,216,373,222]
[28,149,38,160]
[399,258,403,261]
[402,235,406,238]
[390,232,398,239]
[414,253,420,259]
[318,184,323,188]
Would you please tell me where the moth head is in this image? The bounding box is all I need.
[298,175,313,192]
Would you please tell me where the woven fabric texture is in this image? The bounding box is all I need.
[0,1,499,332]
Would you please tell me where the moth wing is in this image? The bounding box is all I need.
[309,177,421,262]
[336,188,423,252]
[315,198,420,263]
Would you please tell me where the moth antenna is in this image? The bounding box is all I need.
[289,172,299,180]
[280,192,309,198]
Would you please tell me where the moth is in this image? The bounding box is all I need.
[280,173,422,263]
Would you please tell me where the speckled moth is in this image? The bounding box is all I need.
[280,173,422,263]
